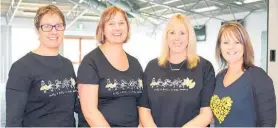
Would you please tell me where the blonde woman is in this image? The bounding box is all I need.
[138,14,215,127]
[210,22,276,126]
[77,6,143,127]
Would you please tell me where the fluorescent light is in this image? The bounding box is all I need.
[193,6,218,12]
[177,3,195,8]
[234,1,243,5]
[81,16,100,20]
[244,0,262,3]
[139,4,159,11]
[155,8,168,13]
[163,0,180,4]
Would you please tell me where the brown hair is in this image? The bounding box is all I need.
[96,6,130,44]
[158,14,199,69]
[34,4,66,30]
[215,21,254,70]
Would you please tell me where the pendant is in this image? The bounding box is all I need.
[171,69,180,71]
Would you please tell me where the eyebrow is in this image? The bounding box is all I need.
[108,20,125,22]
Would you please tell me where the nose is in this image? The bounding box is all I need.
[50,26,58,34]
[174,33,180,40]
[228,43,236,49]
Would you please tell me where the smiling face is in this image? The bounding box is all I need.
[37,13,65,49]
[220,30,244,65]
[167,20,189,55]
[103,12,128,44]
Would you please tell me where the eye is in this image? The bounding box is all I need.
[235,41,240,44]
[169,31,174,35]
[44,24,52,28]
[119,22,125,25]
[223,41,228,44]
[56,24,63,28]
[108,22,115,26]
[180,31,185,35]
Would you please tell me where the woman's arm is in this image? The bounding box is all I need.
[182,60,215,127]
[78,84,110,127]
[6,62,32,127]
[182,107,213,127]
[251,67,276,126]
[138,107,157,127]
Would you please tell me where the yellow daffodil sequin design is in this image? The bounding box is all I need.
[150,78,158,88]
[138,79,143,89]
[210,95,233,124]
[182,77,196,89]
[105,79,116,89]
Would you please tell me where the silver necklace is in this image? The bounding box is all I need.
[169,61,185,71]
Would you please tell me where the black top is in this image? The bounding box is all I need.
[138,57,216,127]
[211,70,255,126]
[77,47,143,127]
[6,52,79,127]
[211,66,276,127]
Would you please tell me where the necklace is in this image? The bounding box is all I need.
[169,60,185,71]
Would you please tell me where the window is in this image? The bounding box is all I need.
[63,37,97,64]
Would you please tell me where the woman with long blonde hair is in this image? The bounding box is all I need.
[138,14,215,127]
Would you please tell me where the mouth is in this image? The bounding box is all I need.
[227,52,237,55]
[173,42,182,46]
[48,37,59,41]
[112,33,122,36]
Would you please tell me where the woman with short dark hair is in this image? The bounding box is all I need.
[6,5,82,127]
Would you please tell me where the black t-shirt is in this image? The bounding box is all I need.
[138,57,215,127]
[6,52,78,127]
[77,47,143,127]
[211,70,256,127]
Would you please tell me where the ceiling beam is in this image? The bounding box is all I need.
[137,0,226,21]
[6,0,23,25]
[67,0,105,28]
[108,0,159,25]
[66,0,84,16]
[209,0,255,12]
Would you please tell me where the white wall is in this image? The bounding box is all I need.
[6,10,268,71]
[9,17,97,63]
[191,11,267,72]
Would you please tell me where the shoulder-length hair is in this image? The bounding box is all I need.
[158,14,199,69]
[96,6,130,44]
[215,21,254,70]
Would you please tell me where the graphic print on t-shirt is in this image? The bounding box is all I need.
[40,77,77,97]
[210,95,233,124]
[105,78,143,95]
[149,77,196,91]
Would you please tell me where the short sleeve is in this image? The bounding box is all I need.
[200,60,216,107]
[77,55,100,85]
[138,63,151,108]
[6,62,33,126]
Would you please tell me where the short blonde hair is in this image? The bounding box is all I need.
[34,5,65,30]
[215,22,254,70]
[158,14,199,69]
[96,6,130,44]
